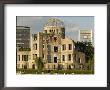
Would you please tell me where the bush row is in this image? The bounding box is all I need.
[16,69,94,74]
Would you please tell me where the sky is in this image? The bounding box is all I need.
[17,16,94,42]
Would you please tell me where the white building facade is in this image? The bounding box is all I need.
[79,29,92,43]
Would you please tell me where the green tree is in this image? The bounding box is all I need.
[75,41,94,63]
[35,57,44,73]
[85,59,94,73]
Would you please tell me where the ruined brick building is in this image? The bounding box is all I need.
[16,18,85,70]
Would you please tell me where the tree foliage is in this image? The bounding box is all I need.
[75,41,94,62]
[87,59,94,70]
[35,57,44,72]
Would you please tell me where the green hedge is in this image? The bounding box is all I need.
[17,69,94,74]
[16,69,38,74]
[49,70,94,74]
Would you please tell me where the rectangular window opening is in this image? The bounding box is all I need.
[54,46,58,52]
[62,55,65,61]
[68,54,71,61]
[69,44,72,50]
[62,44,66,50]
[54,57,57,63]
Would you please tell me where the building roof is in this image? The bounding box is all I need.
[16,26,30,29]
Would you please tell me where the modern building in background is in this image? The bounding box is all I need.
[79,29,92,43]
[16,26,31,49]
[16,18,86,70]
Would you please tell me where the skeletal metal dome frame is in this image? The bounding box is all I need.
[44,18,65,27]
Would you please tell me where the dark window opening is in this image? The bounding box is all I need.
[68,54,71,61]
[24,65,27,69]
[54,57,57,63]
[24,55,27,61]
[45,30,47,33]
[74,54,76,61]
[58,65,62,70]
[78,58,81,64]
[54,46,58,52]
[68,65,71,69]
[33,34,37,40]
[62,44,66,50]
[32,64,35,69]
[69,44,72,50]
[43,54,44,58]
[43,45,44,48]
[62,55,65,61]
[26,55,28,61]
[22,55,28,61]
[54,37,57,42]
[35,44,37,50]
[48,65,50,69]
[22,55,23,61]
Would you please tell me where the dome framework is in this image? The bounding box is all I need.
[44,18,64,27]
